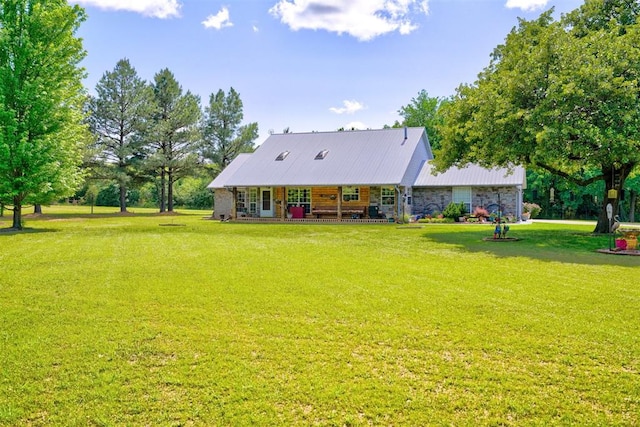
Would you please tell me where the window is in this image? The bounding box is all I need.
[275,151,289,161]
[248,188,258,216]
[381,187,395,206]
[237,190,247,213]
[343,186,359,202]
[453,187,472,214]
[287,187,311,213]
[237,189,258,215]
[315,149,329,160]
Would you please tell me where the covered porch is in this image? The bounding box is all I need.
[224,185,407,222]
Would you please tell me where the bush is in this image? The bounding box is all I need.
[95,183,139,207]
[523,202,542,218]
[417,217,455,224]
[473,206,489,220]
[174,177,214,209]
[442,202,467,220]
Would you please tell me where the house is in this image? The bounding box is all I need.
[207,127,526,221]
[413,162,526,220]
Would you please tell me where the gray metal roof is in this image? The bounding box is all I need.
[414,162,526,188]
[209,128,432,188]
[206,153,251,189]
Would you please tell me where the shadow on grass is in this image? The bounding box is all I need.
[0,227,59,235]
[22,211,188,220]
[424,227,638,267]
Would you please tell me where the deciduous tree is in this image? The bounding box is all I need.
[437,1,640,233]
[0,0,88,229]
[396,90,448,150]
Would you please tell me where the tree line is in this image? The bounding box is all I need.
[0,1,257,229]
[86,58,257,214]
[2,0,640,233]
[394,0,640,234]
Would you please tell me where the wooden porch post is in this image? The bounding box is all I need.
[337,186,343,220]
[232,187,238,219]
[281,187,287,220]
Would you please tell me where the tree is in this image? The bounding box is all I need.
[146,68,201,212]
[437,1,640,233]
[0,0,88,230]
[88,59,154,213]
[201,87,258,170]
[396,90,448,150]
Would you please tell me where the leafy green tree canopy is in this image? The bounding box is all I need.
[396,90,448,150]
[0,0,88,229]
[437,0,640,232]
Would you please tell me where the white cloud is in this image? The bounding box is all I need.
[269,0,430,41]
[329,100,365,114]
[343,121,367,130]
[202,7,233,30]
[72,0,181,18]
[505,0,549,12]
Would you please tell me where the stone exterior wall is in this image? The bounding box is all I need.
[412,187,450,216]
[412,186,521,217]
[213,188,233,220]
[472,186,520,217]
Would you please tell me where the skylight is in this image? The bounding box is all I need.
[275,151,289,161]
[315,149,329,160]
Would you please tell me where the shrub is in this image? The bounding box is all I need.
[442,202,467,220]
[473,206,489,220]
[417,217,454,224]
[523,202,542,218]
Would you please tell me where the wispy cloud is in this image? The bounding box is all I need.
[329,100,365,115]
[202,7,233,30]
[505,0,549,12]
[71,0,181,18]
[269,0,429,41]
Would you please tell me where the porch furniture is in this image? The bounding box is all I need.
[368,205,385,219]
[312,206,366,218]
[289,206,305,219]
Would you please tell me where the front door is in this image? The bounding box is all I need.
[260,188,273,217]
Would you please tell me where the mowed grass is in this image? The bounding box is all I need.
[0,208,638,426]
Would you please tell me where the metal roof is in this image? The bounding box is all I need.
[208,128,432,188]
[414,162,526,188]
[206,153,252,189]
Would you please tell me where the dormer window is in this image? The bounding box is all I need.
[315,149,329,160]
[275,151,289,161]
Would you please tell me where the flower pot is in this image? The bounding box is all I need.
[626,236,638,250]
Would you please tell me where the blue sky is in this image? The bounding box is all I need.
[72,0,583,143]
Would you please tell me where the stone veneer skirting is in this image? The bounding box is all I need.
[412,186,521,217]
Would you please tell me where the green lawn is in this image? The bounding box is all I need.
[0,207,638,425]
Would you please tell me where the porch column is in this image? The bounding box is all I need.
[337,186,343,220]
[281,187,287,220]
[231,187,238,219]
